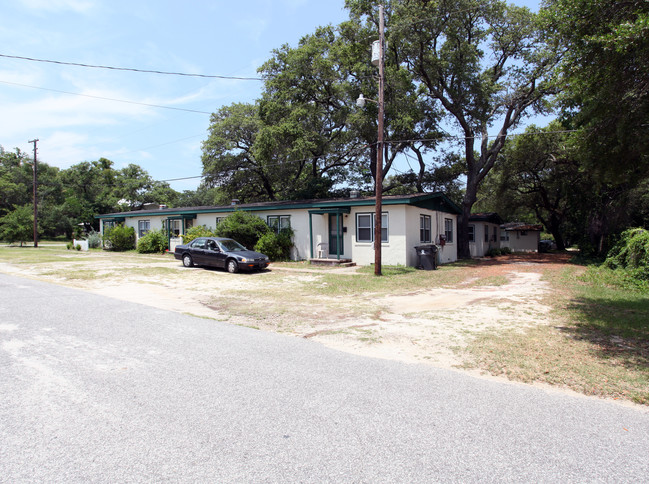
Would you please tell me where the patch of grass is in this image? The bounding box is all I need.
[308,265,471,296]
[467,275,509,287]
[122,267,180,277]
[462,262,649,405]
[41,269,108,281]
[353,327,382,344]
[0,246,78,264]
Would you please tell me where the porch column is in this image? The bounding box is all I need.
[336,212,341,260]
[309,212,314,259]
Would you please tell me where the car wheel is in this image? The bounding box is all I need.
[227,259,239,273]
[182,254,194,267]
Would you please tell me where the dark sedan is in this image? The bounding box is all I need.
[174,237,269,273]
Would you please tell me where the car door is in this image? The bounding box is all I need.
[203,239,227,268]
[189,238,207,265]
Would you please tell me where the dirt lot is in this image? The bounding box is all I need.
[0,249,573,370]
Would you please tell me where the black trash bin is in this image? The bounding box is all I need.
[414,244,438,270]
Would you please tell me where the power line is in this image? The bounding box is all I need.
[0,53,263,81]
[158,129,580,184]
[121,134,205,155]
[0,79,213,115]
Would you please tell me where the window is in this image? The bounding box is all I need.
[267,215,291,234]
[169,219,182,236]
[484,224,489,243]
[501,231,509,242]
[138,220,150,238]
[356,212,388,243]
[420,215,431,243]
[444,218,453,243]
[468,224,475,242]
[356,214,373,242]
[190,238,206,249]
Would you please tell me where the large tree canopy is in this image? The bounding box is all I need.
[347,0,559,257]
[544,0,649,175]
[201,17,444,203]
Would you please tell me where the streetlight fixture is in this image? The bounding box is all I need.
[357,5,385,276]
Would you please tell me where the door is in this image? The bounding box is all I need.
[202,239,227,268]
[189,238,207,265]
[328,213,343,257]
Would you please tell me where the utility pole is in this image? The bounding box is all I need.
[374,4,385,276]
[28,139,39,248]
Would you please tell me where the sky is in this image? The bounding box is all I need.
[0,0,542,193]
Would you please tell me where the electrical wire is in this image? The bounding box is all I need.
[0,53,263,81]
[157,128,580,185]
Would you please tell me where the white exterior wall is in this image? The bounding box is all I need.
[469,222,500,257]
[434,210,457,264]
[501,230,540,252]
[348,206,457,267]
[348,205,407,265]
[101,202,459,266]
[403,207,458,265]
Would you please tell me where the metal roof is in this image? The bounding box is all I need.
[96,192,462,219]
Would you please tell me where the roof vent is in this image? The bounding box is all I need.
[231,199,239,206]
[350,190,360,199]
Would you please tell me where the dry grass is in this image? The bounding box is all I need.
[460,261,649,405]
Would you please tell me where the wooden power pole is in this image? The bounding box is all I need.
[28,139,39,248]
[374,4,385,276]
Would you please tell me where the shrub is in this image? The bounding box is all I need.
[181,225,216,244]
[86,230,102,249]
[103,224,136,251]
[486,247,502,257]
[605,228,649,271]
[500,246,512,255]
[75,244,82,251]
[137,229,168,254]
[254,228,294,261]
[604,228,649,284]
[214,211,270,249]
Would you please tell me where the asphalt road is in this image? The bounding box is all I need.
[1,273,648,483]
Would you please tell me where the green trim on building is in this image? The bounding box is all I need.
[95,193,461,221]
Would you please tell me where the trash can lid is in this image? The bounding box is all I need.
[414,244,438,252]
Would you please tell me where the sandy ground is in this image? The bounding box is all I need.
[0,250,570,370]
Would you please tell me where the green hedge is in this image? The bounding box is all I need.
[254,229,294,261]
[103,224,135,251]
[214,211,270,249]
[181,225,217,245]
[137,229,168,254]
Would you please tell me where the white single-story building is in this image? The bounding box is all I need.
[500,222,543,252]
[468,213,504,257]
[97,192,462,267]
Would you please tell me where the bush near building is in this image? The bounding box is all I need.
[103,224,135,251]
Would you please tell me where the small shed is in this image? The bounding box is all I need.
[500,222,543,252]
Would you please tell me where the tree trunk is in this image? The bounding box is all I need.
[548,213,566,251]
[458,204,472,259]
[458,179,478,259]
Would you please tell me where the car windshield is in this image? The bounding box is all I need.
[218,239,246,252]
